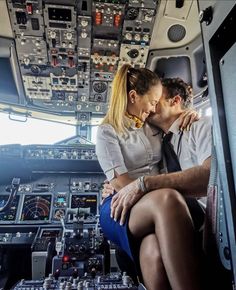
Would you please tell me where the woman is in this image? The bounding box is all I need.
[96,64,202,290]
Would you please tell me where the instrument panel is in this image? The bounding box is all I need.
[0,144,104,226]
[0,174,103,225]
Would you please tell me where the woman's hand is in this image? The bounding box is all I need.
[179,109,199,131]
[101,180,114,203]
[110,179,144,225]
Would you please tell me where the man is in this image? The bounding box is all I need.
[104,78,212,289]
[110,77,211,225]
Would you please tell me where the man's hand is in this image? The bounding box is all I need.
[101,180,114,201]
[110,179,144,226]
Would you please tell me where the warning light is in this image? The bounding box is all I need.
[62,255,70,262]
[114,14,121,27]
[26,3,33,15]
[95,12,102,25]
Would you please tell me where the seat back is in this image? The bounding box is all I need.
[203,143,233,289]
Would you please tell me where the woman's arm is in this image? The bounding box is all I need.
[102,174,134,200]
[110,172,134,192]
[178,109,199,130]
[96,124,134,192]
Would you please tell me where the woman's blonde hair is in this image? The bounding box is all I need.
[102,64,161,133]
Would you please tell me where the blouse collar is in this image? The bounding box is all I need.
[125,112,144,129]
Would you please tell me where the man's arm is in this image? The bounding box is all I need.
[111,157,211,225]
[145,157,211,197]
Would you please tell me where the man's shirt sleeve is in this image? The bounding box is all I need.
[193,116,212,165]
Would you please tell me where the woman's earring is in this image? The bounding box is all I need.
[131,100,134,103]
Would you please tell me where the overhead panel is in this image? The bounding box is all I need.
[3,0,158,120]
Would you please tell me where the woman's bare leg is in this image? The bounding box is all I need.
[139,234,171,290]
[128,188,203,290]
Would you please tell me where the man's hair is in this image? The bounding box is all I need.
[162,78,193,109]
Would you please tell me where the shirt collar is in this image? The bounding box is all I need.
[147,116,182,136]
[168,116,182,135]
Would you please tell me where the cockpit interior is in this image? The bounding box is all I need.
[0,0,236,289]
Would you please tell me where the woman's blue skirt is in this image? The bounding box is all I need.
[99,195,133,260]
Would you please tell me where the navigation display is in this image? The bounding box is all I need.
[20,195,51,221]
[0,195,19,221]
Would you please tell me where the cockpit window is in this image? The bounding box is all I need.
[0,112,75,145]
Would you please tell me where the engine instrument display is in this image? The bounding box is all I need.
[70,194,97,220]
[0,195,20,222]
[20,195,51,222]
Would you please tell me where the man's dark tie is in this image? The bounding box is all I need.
[162,131,205,230]
[162,132,181,172]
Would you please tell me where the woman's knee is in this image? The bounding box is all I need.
[149,188,188,213]
[140,235,162,265]
[128,189,190,236]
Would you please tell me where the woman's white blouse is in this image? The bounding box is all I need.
[96,120,162,181]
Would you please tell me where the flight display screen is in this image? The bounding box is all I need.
[70,194,97,220]
[20,195,51,221]
[0,195,19,221]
